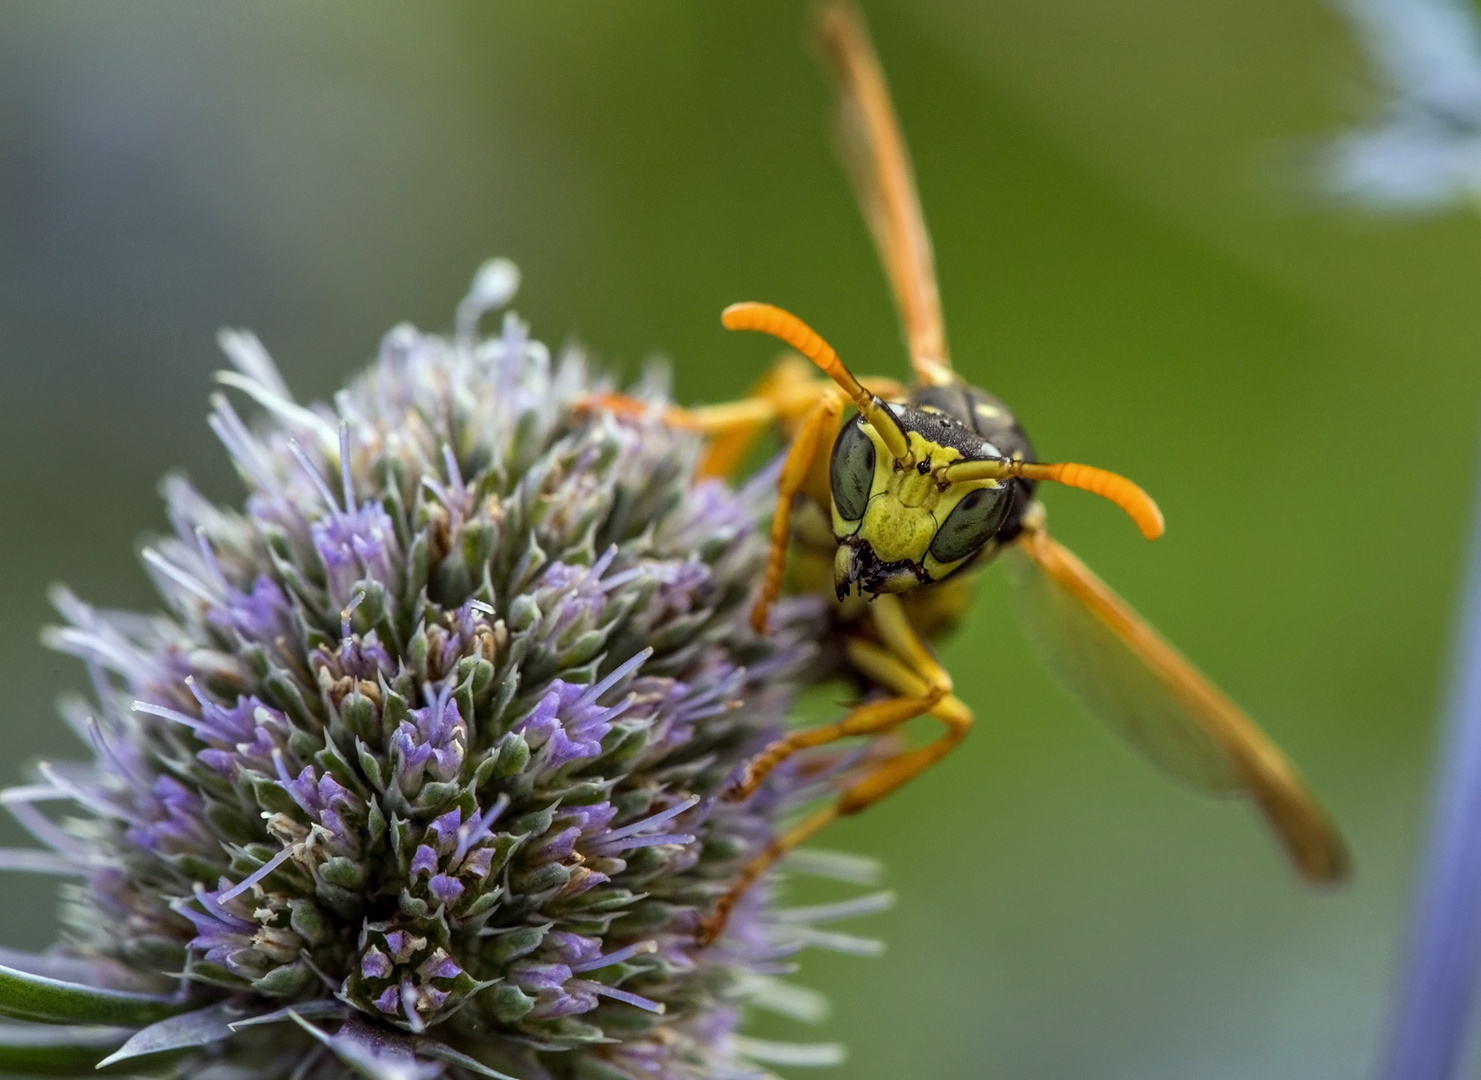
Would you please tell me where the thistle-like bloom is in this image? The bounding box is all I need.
[0,261,888,1079]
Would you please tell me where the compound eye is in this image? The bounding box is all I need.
[930,486,1011,564]
[830,417,876,522]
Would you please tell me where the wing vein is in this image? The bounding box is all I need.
[816,3,953,386]
[1010,529,1348,883]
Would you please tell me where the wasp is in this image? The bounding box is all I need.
[593,3,1347,940]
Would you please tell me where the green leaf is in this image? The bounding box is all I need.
[0,1022,128,1076]
[413,1036,524,1080]
[94,1002,238,1069]
[0,964,186,1027]
[288,1011,523,1080]
[226,999,345,1032]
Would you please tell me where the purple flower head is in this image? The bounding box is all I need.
[20,261,876,1080]
[658,476,755,554]
[127,775,210,854]
[177,888,256,971]
[427,875,464,906]
[516,682,615,768]
[410,845,439,879]
[559,800,619,838]
[343,924,477,1032]
[545,931,603,968]
[329,630,395,683]
[534,550,619,645]
[399,798,509,917]
[392,688,468,793]
[274,756,365,854]
[361,946,392,980]
[425,808,462,849]
[312,502,399,606]
[516,648,652,769]
[646,558,713,624]
[188,685,262,745]
[208,574,289,642]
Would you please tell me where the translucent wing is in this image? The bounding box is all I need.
[815,3,953,387]
[1006,528,1348,883]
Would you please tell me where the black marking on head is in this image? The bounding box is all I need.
[837,536,932,598]
[833,383,1042,589]
[891,403,992,461]
[903,382,1039,548]
[908,383,1036,465]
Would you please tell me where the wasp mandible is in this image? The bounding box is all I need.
[594,3,1347,940]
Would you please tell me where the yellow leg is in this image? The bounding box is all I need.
[699,596,974,943]
[729,593,962,798]
[578,356,825,477]
[699,355,818,480]
[750,395,842,635]
[578,391,776,434]
[727,682,938,802]
[580,358,907,482]
[846,637,973,731]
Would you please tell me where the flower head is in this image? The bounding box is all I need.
[6,262,887,1079]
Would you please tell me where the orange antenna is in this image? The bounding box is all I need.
[722,302,912,463]
[940,458,1165,541]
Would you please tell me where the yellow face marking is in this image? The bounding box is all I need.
[830,420,1000,573]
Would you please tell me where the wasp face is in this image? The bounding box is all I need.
[828,400,1028,601]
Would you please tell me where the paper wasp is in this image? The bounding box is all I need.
[593,3,1347,940]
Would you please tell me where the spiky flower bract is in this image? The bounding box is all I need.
[1,262,888,1080]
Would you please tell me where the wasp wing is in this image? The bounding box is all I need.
[1005,529,1348,883]
[815,3,953,387]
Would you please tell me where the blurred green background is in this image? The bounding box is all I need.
[0,2,1469,1077]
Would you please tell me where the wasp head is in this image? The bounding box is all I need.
[828,404,1025,601]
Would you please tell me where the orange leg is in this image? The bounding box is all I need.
[699,595,974,943]
[578,355,825,478]
[579,358,906,483]
[750,395,842,635]
[705,371,902,484]
[725,633,970,803]
[578,392,775,435]
[581,378,842,635]
[698,354,821,480]
[581,391,784,481]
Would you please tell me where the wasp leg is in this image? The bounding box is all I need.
[700,595,973,943]
[751,394,843,634]
[730,596,966,800]
[579,356,823,479]
[582,391,781,481]
[709,360,903,482]
[582,358,905,482]
[699,354,828,480]
[578,391,775,434]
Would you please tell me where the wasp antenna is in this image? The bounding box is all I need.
[941,458,1165,540]
[1025,462,1165,540]
[722,302,912,463]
